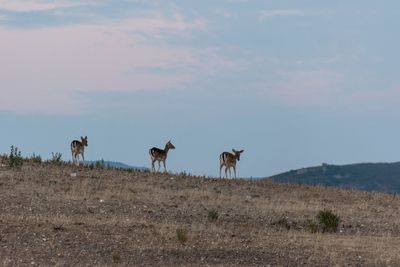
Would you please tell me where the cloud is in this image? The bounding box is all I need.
[258,9,328,22]
[110,15,207,37]
[258,9,304,21]
[0,0,92,12]
[0,14,237,114]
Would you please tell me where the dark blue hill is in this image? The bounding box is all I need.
[267,162,400,194]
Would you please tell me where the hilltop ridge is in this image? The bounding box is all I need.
[1,161,400,266]
[83,160,149,171]
[268,162,400,194]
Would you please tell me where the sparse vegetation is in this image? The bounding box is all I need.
[30,153,42,165]
[50,152,63,166]
[176,227,188,244]
[207,209,219,222]
[271,217,300,230]
[53,225,65,232]
[95,159,106,169]
[0,154,6,166]
[112,254,121,264]
[126,167,138,173]
[306,219,319,233]
[8,145,23,169]
[178,171,190,177]
[317,210,340,233]
[271,217,291,230]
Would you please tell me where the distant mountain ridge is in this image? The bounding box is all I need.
[267,162,400,194]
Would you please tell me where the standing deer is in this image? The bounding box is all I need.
[219,149,244,179]
[149,140,175,172]
[71,136,88,166]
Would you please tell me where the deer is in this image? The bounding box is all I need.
[71,136,88,166]
[149,140,175,172]
[219,149,244,179]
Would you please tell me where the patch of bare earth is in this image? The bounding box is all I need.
[1,163,400,266]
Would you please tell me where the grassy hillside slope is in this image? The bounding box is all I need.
[1,161,400,266]
[83,160,149,171]
[269,162,400,194]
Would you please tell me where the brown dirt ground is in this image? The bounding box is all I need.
[1,162,400,266]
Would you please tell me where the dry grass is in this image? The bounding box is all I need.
[1,161,400,266]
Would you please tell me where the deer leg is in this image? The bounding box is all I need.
[233,166,237,179]
[163,160,167,172]
[219,164,223,178]
[151,159,155,172]
[157,161,161,172]
[225,166,228,179]
[225,166,231,179]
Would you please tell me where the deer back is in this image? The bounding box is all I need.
[220,152,237,166]
[150,147,167,160]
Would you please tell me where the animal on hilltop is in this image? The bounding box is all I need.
[71,136,88,166]
[219,149,244,179]
[149,140,175,172]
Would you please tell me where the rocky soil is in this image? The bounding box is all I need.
[1,162,400,266]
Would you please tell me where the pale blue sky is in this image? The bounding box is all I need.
[1,1,400,177]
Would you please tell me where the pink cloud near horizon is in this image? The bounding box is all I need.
[0,16,237,114]
[0,0,92,12]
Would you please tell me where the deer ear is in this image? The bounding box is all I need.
[81,136,83,139]
[85,136,87,139]
[240,150,244,153]
[232,149,236,153]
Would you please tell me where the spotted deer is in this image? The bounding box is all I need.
[71,136,88,166]
[219,149,244,179]
[149,140,175,172]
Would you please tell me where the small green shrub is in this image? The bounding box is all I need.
[271,217,291,230]
[53,225,65,231]
[306,219,319,233]
[126,168,142,173]
[176,227,188,244]
[112,254,121,263]
[208,209,219,222]
[1,153,8,165]
[30,153,42,165]
[178,171,189,177]
[317,210,340,233]
[8,146,23,169]
[50,152,63,166]
[95,159,106,169]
